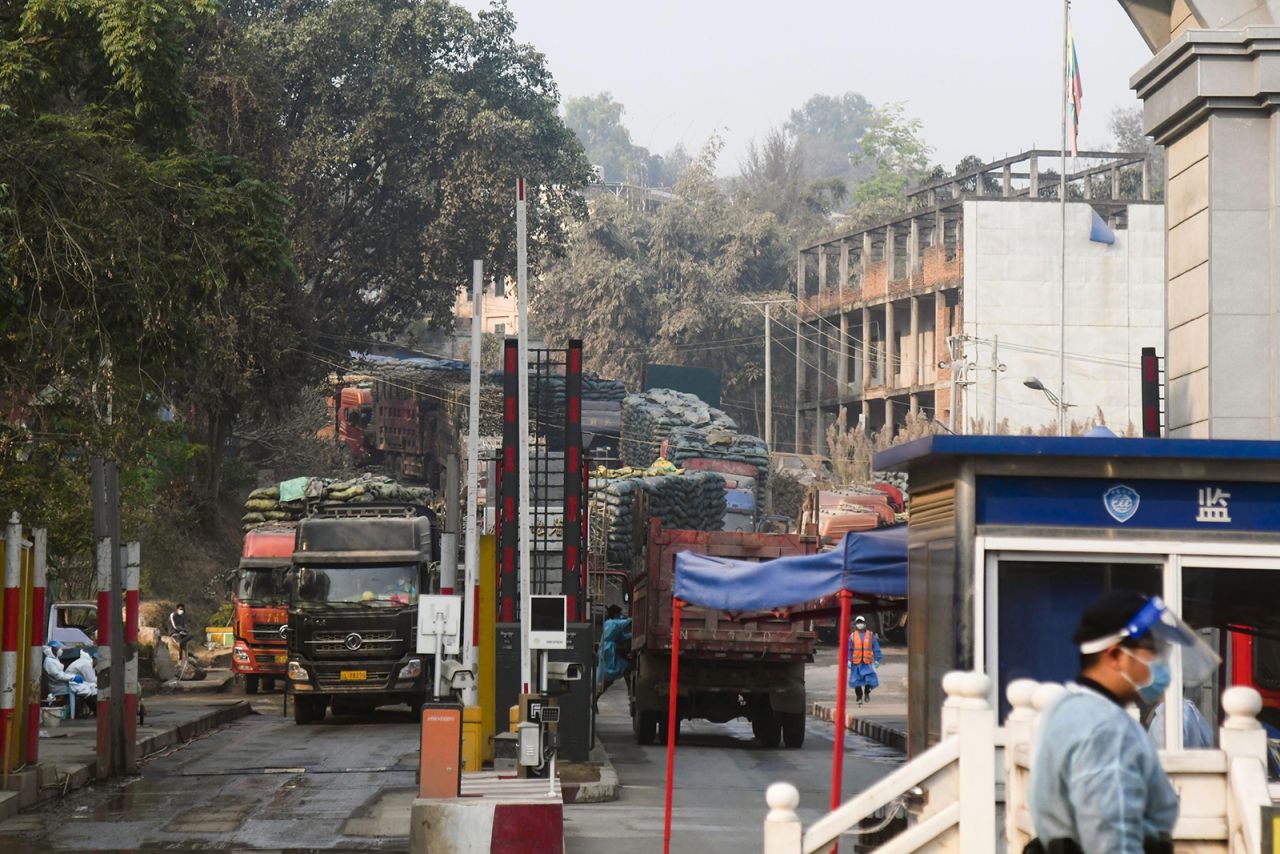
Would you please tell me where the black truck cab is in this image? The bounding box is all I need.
[286,505,438,724]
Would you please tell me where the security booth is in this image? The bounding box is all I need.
[875,435,1280,759]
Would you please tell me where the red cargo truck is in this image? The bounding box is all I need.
[230,526,293,693]
[629,520,817,748]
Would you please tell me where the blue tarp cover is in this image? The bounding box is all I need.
[673,525,907,611]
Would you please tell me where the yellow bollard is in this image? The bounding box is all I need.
[460,706,483,773]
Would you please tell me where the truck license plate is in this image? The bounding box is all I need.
[274,655,288,664]
[340,670,367,682]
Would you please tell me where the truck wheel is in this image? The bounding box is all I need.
[242,675,260,695]
[262,677,276,693]
[752,710,782,748]
[781,712,806,749]
[657,715,680,746]
[293,696,325,725]
[634,710,660,745]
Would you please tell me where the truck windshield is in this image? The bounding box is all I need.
[293,564,417,610]
[236,567,289,606]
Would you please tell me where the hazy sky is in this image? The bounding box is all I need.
[457,1,1155,175]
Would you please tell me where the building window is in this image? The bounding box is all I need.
[494,278,506,298]
[495,323,506,336]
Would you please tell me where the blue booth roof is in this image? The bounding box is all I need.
[673,525,907,612]
[874,435,1280,472]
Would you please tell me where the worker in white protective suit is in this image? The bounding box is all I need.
[66,649,98,691]
[1027,590,1220,854]
[43,641,96,713]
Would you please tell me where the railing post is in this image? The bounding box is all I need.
[1004,679,1039,852]
[25,529,46,766]
[1030,682,1065,745]
[1221,686,1267,854]
[946,671,995,852]
[763,782,802,854]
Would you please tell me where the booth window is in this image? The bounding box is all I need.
[1183,565,1280,768]
[995,559,1161,721]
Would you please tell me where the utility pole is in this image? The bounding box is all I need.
[987,335,1006,433]
[515,179,532,696]
[91,458,125,778]
[462,260,482,706]
[764,303,773,449]
[943,336,976,434]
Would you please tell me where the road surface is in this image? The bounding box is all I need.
[0,671,902,852]
[565,679,902,853]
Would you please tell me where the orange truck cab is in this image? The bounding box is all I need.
[330,385,374,465]
[231,527,294,693]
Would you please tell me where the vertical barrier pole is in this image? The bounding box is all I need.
[95,534,112,776]
[662,598,684,854]
[124,541,140,770]
[830,589,853,811]
[15,538,32,767]
[1,512,21,774]
[26,529,46,765]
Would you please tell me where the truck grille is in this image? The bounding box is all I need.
[252,625,287,643]
[306,630,399,658]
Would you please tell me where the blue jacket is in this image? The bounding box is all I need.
[1029,682,1178,852]
[597,617,632,686]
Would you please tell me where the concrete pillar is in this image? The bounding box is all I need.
[817,246,828,291]
[884,398,895,436]
[838,241,849,398]
[862,232,873,278]
[910,392,920,417]
[1132,27,1280,438]
[934,209,945,248]
[909,296,920,387]
[815,407,825,456]
[1029,155,1039,198]
[1111,165,1121,199]
[975,170,986,196]
[882,226,894,283]
[909,218,921,280]
[861,306,873,390]
[795,252,805,443]
[886,300,897,389]
[1003,164,1012,197]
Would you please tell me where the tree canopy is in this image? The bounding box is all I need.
[563,92,689,187]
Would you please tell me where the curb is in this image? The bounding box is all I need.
[0,700,254,820]
[809,702,907,754]
[559,742,620,804]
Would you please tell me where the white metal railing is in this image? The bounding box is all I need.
[764,671,994,854]
[765,676,1273,854]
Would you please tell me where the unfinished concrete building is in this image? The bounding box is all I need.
[795,149,1163,452]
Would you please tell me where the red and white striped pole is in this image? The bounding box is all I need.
[1,512,22,772]
[95,535,112,775]
[25,528,46,764]
[123,542,139,769]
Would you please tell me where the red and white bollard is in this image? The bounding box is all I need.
[95,536,112,772]
[25,528,46,764]
[1,512,22,771]
[123,542,139,768]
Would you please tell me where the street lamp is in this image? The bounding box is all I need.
[1023,376,1072,419]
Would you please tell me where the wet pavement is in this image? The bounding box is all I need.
[0,698,419,852]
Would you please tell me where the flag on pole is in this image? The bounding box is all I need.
[1067,18,1083,156]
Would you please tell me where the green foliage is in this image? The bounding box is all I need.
[736,128,848,240]
[195,0,593,335]
[850,103,932,210]
[784,91,874,184]
[208,602,234,626]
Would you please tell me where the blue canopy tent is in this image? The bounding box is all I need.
[658,525,908,851]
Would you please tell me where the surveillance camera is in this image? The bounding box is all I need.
[441,659,475,690]
[545,661,582,682]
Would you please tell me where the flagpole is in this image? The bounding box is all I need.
[1058,0,1070,437]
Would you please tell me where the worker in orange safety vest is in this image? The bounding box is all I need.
[847,615,883,705]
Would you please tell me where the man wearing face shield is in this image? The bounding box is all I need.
[1026,590,1220,854]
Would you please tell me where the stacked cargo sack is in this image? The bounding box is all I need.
[589,460,726,564]
[664,426,770,507]
[620,390,737,468]
[241,474,432,530]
